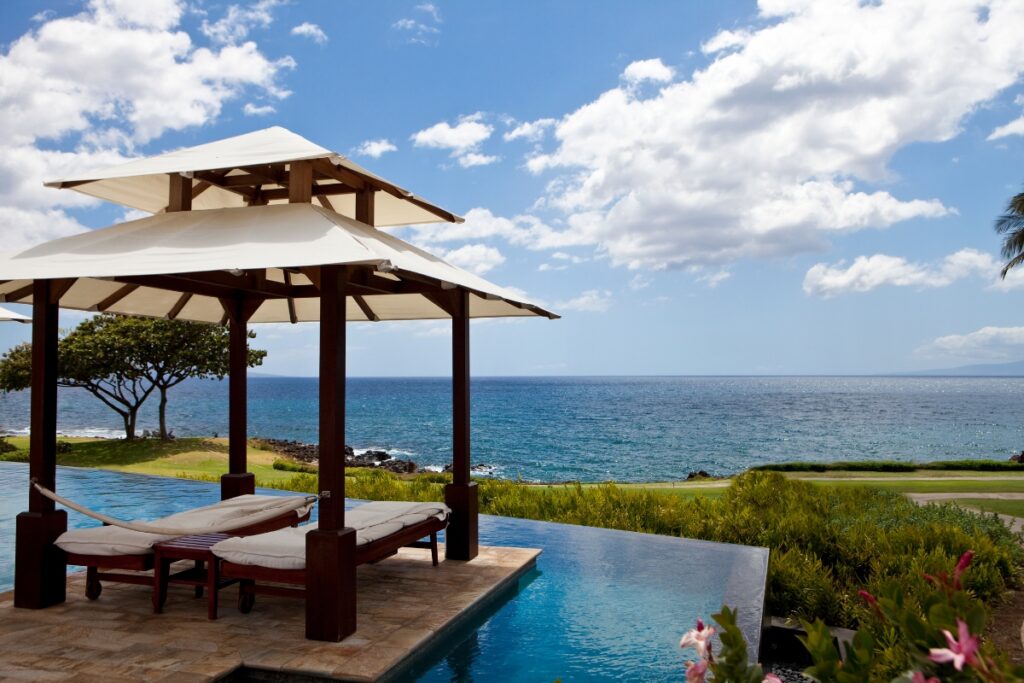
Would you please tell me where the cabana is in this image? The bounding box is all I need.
[2,127,556,641]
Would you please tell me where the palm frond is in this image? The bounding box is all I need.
[1001,251,1024,279]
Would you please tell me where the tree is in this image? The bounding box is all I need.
[130,317,266,439]
[994,188,1024,277]
[0,314,266,440]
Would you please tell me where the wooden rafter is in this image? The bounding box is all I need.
[352,295,380,322]
[94,284,139,312]
[166,292,193,320]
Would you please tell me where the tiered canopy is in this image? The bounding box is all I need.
[45,127,460,227]
[0,305,30,322]
[0,127,555,324]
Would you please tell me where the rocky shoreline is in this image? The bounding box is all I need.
[249,438,418,474]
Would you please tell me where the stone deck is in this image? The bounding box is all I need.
[0,545,540,682]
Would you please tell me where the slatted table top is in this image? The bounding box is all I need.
[154,533,231,558]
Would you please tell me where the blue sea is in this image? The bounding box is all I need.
[0,375,1022,482]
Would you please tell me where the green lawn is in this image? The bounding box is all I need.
[0,436,295,483]
[802,478,1024,494]
[955,498,1024,518]
[6,435,1024,499]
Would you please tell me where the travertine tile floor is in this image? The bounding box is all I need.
[0,545,540,682]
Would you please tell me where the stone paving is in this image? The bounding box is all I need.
[0,544,540,682]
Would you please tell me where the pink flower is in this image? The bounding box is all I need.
[953,550,974,588]
[679,620,716,659]
[928,619,980,671]
[685,658,709,683]
[911,672,940,683]
[762,675,783,683]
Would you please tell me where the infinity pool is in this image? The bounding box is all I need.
[0,463,767,681]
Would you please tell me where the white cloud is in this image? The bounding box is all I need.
[1,2,295,145]
[989,115,1024,140]
[516,0,1024,271]
[404,207,589,252]
[416,3,442,23]
[629,274,652,290]
[411,113,497,167]
[504,118,557,142]
[918,326,1024,360]
[353,138,398,158]
[392,3,442,45]
[201,0,281,45]
[457,152,500,167]
[0,207,89,251]
[291,22,327,44]
[556,289,612,312]
[442,243,506,274]
[243,102,275,116]
[802,248,1008,297]
[411,112,492,152]
[622,58,674,84]
[701,29,751,54]
[0,0,295,249]
[91,0,183,30]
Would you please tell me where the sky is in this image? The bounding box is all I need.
[1,0,1024,376]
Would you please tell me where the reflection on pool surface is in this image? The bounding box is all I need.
[0,463,767,681]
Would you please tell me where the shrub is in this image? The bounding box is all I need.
[271,459,317,474]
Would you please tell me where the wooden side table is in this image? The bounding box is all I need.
[153,533,235,620]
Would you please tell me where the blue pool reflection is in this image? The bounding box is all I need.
[0,463,767,682]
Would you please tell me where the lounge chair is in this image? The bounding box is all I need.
[212,501,450,613]
[55,494,313,600]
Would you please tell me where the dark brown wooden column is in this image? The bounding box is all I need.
[306,264,357,641]
[221,294,257,499]
[15,279,67,608]
[445,288,478,560]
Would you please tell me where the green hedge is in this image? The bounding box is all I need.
[753,459,1024,472]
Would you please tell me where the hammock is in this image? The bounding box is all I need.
[31,479,319,536]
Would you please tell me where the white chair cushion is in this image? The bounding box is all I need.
[55,494,308,557]
[211,501,450,570]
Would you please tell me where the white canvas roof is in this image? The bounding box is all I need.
[44,127,462,228]
[0,305,29,323]
[0,203,556,324]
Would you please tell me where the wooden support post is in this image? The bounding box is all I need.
[445,288,478,561]
[221,295,256,500]
[355,188,374,226]
[168,174,192,212]
[306,264,357,641]
[289,161,313,204]
[15,279,67,609]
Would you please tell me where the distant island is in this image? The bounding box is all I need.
[899,359,1024,377]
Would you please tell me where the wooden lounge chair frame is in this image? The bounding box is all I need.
[64,508,311,601]
[219,515,446,614]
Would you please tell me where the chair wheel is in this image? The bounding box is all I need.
[85,577,102,600]
[238,590,255,614]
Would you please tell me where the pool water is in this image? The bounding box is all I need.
[0,463,767,681]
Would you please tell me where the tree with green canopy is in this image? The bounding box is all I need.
[995,187,1024,277]
[0,314,266,440]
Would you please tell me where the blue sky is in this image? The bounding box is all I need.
[1,0,1024,376]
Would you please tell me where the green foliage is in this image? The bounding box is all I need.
[755,460,1024,473]
[0,314,266,440]
[0,438,16,454]
[995,187,1024,277]
[271,458,318,474]
[800,619,875,682]
[708,606,771,683]
[706,555,1024,682]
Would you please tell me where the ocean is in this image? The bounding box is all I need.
[0,376,1022,482]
